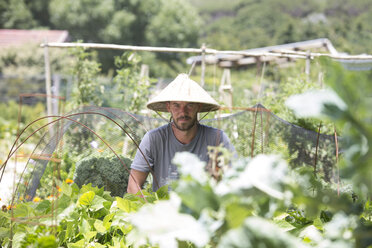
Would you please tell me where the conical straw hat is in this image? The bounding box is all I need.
[147,73,220,112]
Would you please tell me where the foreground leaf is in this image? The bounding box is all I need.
[78,191,95,206]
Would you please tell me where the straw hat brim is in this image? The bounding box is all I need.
[147,74,220,113]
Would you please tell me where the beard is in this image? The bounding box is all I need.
[173,115,198,131]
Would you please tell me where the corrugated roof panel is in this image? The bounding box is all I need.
[0,29,69,48]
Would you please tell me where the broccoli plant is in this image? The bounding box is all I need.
[73,154,132,197]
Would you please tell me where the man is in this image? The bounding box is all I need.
[127,73,234,194]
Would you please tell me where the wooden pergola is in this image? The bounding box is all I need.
[186,38,372,68]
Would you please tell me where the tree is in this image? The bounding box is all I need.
[144,0,202,75]
[0,0,201,73]
[0,0,36,28]
[146,0,201,48]
[49,0,116,43]
[48,0,199,73]
[197,0,372,54]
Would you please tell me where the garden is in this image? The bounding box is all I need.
[0,44,371,247]
[1,0,372,247]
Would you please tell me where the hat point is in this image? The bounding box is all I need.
[147,73,220,112]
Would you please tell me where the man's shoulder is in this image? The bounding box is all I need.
[199,123,234,150]
[199,123,222,133]
[147,123,170,136]
[199,123,231,141]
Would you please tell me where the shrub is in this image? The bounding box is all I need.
[73,154,132,197]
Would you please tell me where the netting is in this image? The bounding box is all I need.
[202,104,337,181]
[1,103,338,203]
[1,106,166,201]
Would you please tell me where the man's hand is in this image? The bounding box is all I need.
[127,169,149,194]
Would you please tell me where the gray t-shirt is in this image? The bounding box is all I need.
[131,123,234,191]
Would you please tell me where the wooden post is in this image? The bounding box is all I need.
[305,50,311,75]
[201,43,206,87]
[52,75,60,115]
[140,64,149,79]
[122,64,149,157]
[44,41,54,137]
[219,68,233,109]
[255,57,262,77]
[250,107,258,157]
[44,42,52,117]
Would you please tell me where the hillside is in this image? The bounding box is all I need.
[188,0,372,54]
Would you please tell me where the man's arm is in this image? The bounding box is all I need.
[127,169,149,194]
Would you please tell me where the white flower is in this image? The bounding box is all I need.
[248,154,287,198]
[299,225,323,243]
[90,140,99,149]
[285,89,346,118]
[198,208,224,235]
[323,212,357,240]
[173,152,208,184]
[216,155,287,199]
[110,200,117,210]
[128,193,209,248]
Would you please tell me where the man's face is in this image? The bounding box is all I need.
[166,101,201,131]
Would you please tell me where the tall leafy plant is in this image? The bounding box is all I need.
[112,52,151,114]
[69,46,103,108]
[65,46,103,154]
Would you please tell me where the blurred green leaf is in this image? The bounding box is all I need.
[78,191,95,206]
[81,220,94,240]
[0,227,9,239]
[103,213,114,230]
[176,180,219,216]
[61,182,72,197]
[116,197,134,213]
[90,195,108,211]
[156,185,170,200]
[67,239,85,248]
[35,200,51,213]
[225,202,252,229]
[12,203,32,218]
[37,235,58,248]
[94,219,106,233]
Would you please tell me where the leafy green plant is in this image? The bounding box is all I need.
[1,148,370,247]
[0,180,169,247]
[69,45,103,108]
[63,45,104,154]
[74,154,132,197]
[112,52,152,113]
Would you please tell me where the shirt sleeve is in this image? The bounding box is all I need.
[130,132,154,172]
[221,131,237,156]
